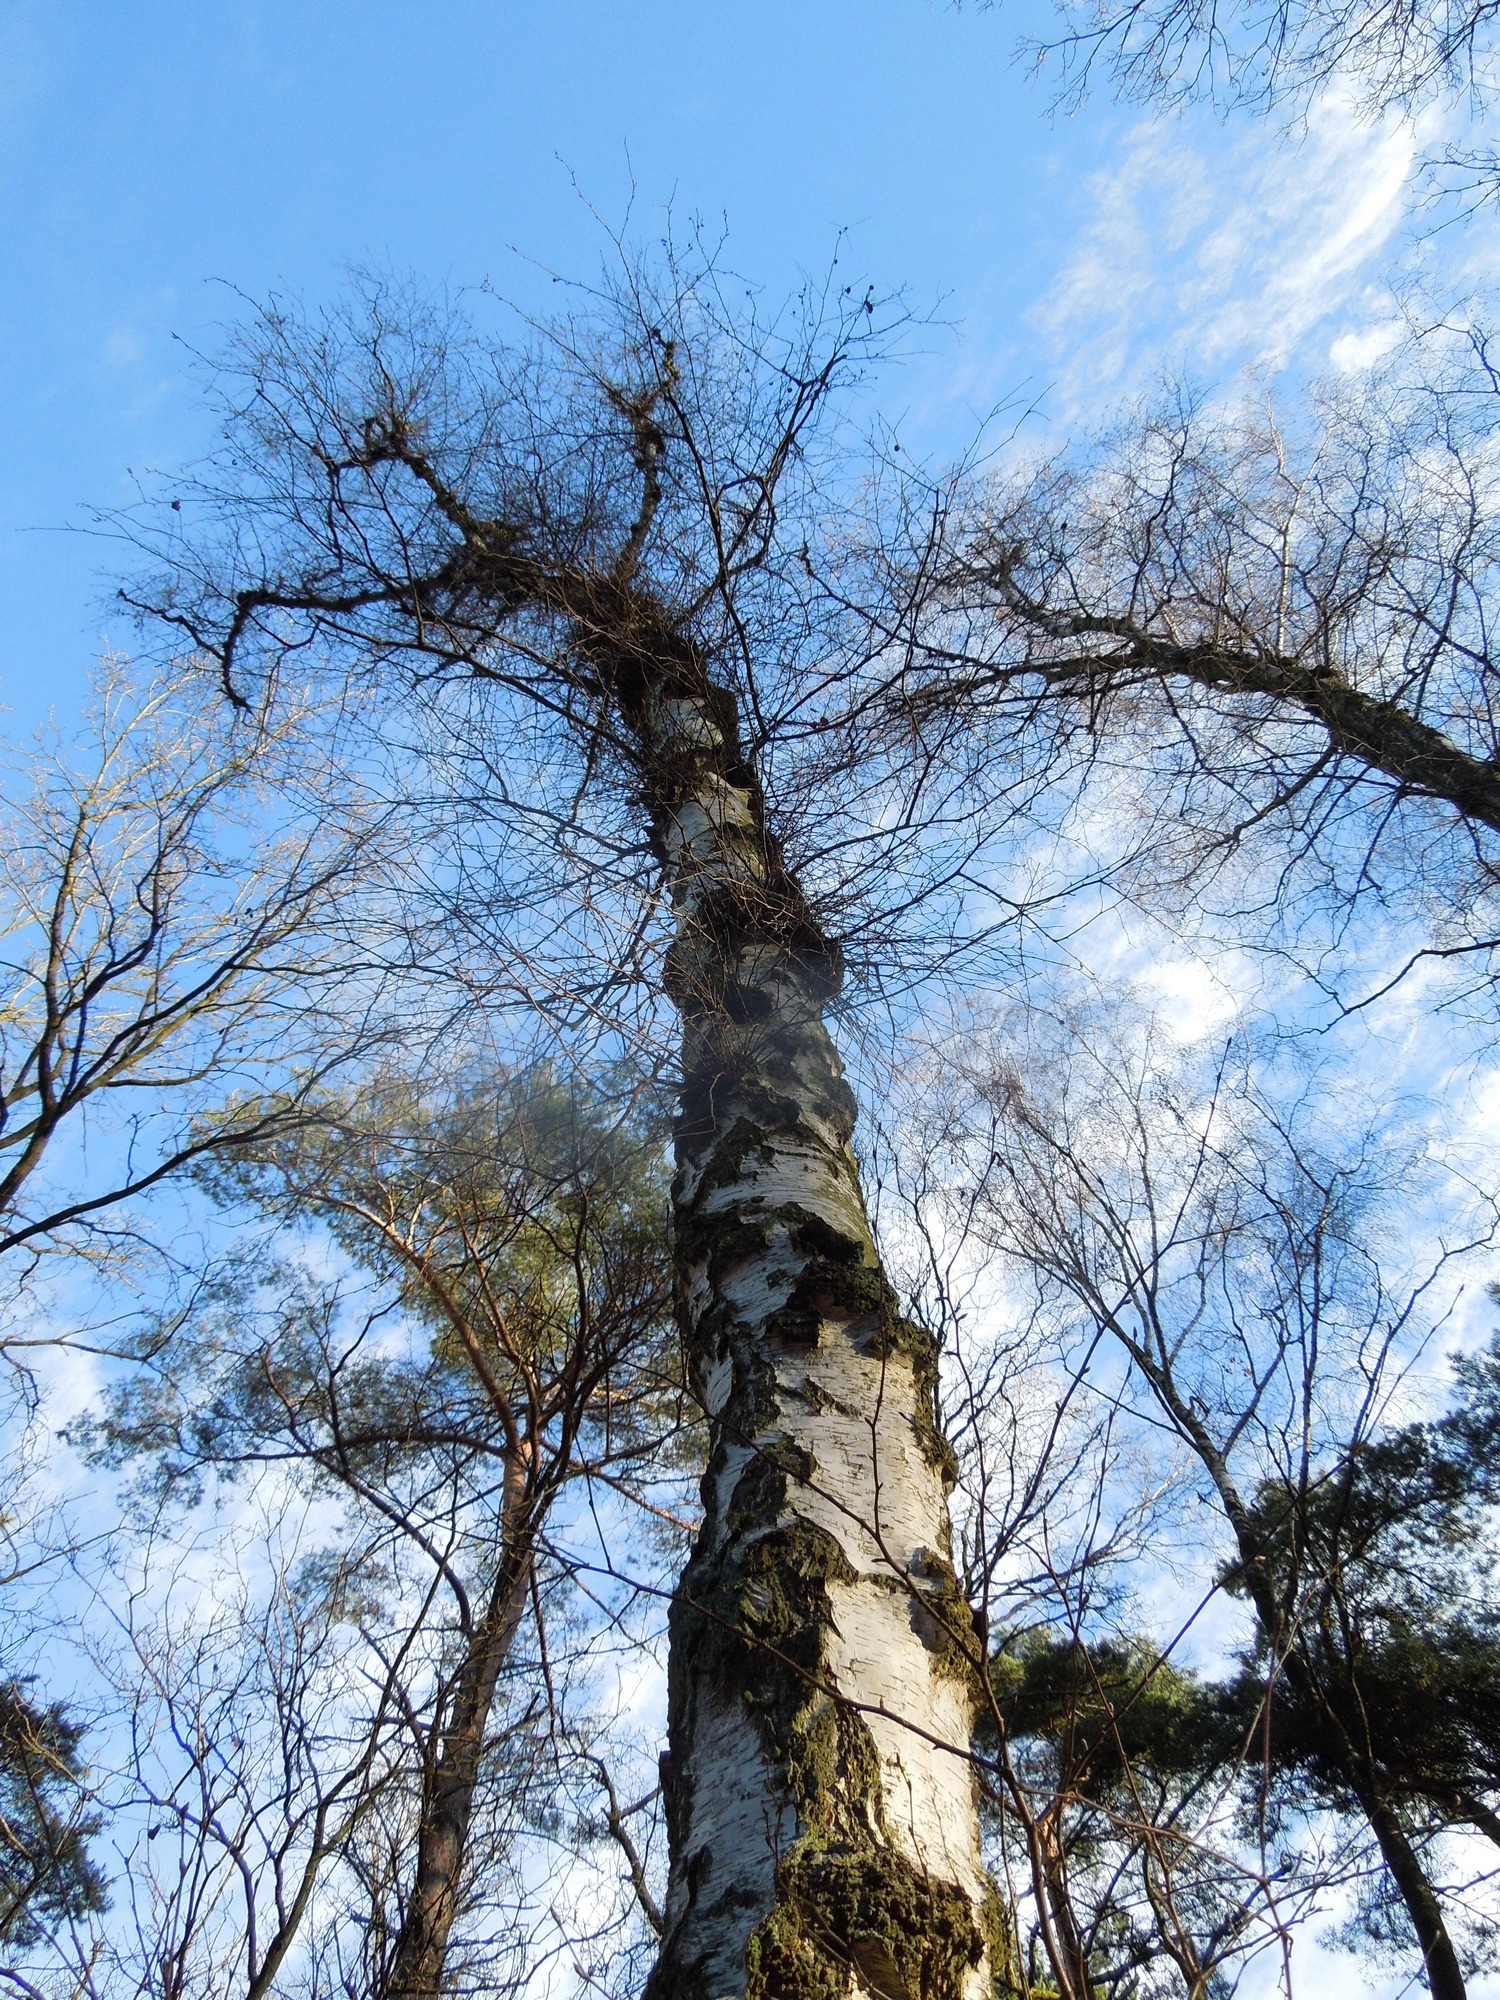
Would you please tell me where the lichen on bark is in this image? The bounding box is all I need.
[642,663,994,2000]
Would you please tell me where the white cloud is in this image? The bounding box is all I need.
[1139,953,1243,1043]
[1327,317,1404,370]
[1033,88,1437,414]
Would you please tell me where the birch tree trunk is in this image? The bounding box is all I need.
[633,664,995,2000]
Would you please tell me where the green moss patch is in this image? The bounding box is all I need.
[745,1847,988,2000]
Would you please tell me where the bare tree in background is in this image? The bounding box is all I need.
[980,0,1500,196]
[0,652,403,1971]
[0,652,393,1302]
[87,1518,413,2000]
[875,1086,1330,2000]
[912,995,1499,1999]
[865,324,1500,1017]
[74,1062,684,2000]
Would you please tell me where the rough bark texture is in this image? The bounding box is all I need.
[1360,1793,1468,2000]
[383,1485,533,2000]
[634,668,994,2000]
[978,566,1500,837]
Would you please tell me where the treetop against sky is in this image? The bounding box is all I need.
[2,0,1491,735]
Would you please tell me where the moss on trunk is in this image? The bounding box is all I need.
[643,670,993,2000]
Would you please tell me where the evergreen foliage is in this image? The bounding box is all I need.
[0,1681,106,1945]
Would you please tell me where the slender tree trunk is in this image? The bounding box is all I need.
[1243,1616,1466,2000]
[1141,1383,1467,2000]
[1033,1808,1092,2000]
[1360,1792,1467,2000]
[635,662,993,2000]
[382,1497,534,2000]
[1241,1600,1466,1998]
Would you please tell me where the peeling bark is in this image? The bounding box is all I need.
[633,667,993,2000]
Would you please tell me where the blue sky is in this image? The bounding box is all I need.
[0,0,1474,735]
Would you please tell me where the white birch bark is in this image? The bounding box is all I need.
[638,680,993,2000]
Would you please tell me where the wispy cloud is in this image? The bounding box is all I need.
[1033,90,1437,414]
